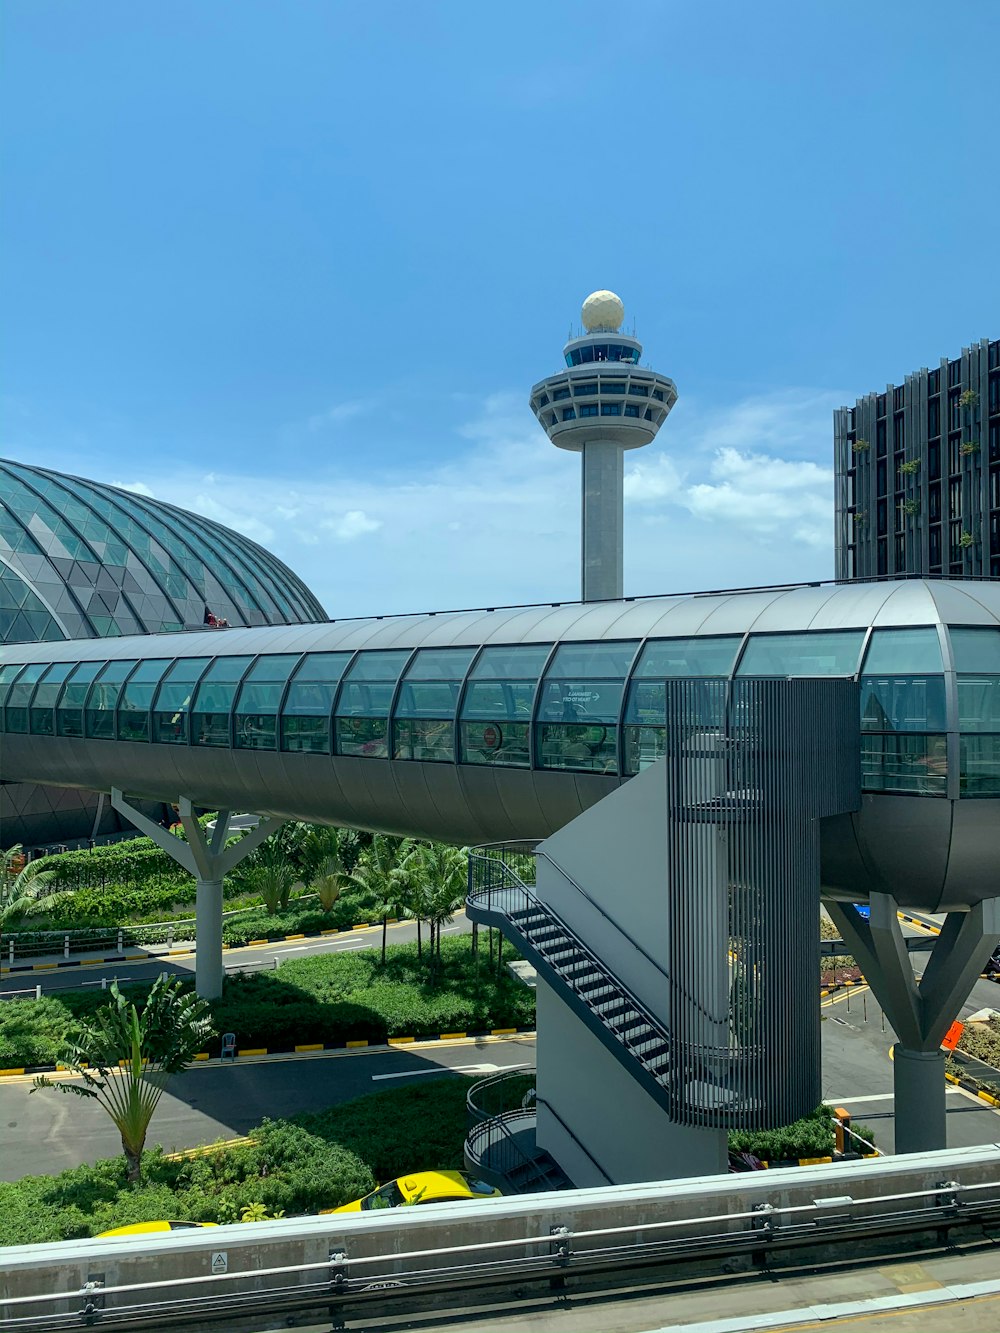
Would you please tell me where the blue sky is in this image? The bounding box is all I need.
[3,1,998,616]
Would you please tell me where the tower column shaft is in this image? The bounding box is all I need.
[581,441,624,601]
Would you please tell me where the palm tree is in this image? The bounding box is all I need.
[31,975,213,1184]
[411,842,468,968]
[398,845,432,959]
[234,840,297,914]
[299,826,358,913]
[349,834,408,963]
[1,845,62,928]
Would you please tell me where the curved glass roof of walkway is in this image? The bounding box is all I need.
[0,457,326,641]
[2,578,999,802]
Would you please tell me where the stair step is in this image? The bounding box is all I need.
[576,976,610,996]
[615,1013,648,1035]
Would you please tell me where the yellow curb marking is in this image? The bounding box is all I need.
[346,1040,368,1048]
[441,1032,466,1040]
[238,1047,267,1057]
[295,1043,324,1053]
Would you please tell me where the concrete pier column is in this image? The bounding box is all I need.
[111,789,284,999]
[581,441,624,602]
[893,1048,947,1154]
[826,893,1000,1154]
[195,878,225,1000]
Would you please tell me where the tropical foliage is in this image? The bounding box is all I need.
[31,976,214,1183]
[1,845,63,927]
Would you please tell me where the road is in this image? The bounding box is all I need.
[819,921,1000,1153]
[0,912,471,996]
[0,1033,537,1181]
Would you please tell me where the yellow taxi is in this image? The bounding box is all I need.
[97,1221,218,1237]
[323,1170,503,1213]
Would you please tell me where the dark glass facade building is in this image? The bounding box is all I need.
[0,457,326,847]
[835,338,1000,580]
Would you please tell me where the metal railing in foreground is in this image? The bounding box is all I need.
[2,1145,999,1332]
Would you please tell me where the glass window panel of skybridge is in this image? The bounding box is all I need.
[85,660,138,739]
[736,630,865,678]
[278,652,353,755]
[0,662,26,709]
[233,654,301,751]
[458,644,552,768]
[117,659,173,742]
[536,642,638,775]
[149,657,211,744]
[190,656,254,747]
[633,635,742,680]
[335,650,412,759]
[55,661,103,737]
[28,662,77,735]
[3,663,47,733]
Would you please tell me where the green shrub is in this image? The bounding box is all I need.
[957,1018,1000,1069]
[0,1118,375,1246]
[0,937,535,1067]
[728,1104,836,1161]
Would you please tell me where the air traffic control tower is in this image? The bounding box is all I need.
[530,290,677,601]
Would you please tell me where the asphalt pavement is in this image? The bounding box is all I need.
[0,912,467,996]
[0,1033,537,1181]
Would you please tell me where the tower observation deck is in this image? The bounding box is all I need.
[530,290,677,601]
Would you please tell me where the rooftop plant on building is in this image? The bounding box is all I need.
[851,439,870,453]
[900,459,920,475]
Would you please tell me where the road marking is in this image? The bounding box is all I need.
[372,1062,507,1081]
[372,1069,451,1081]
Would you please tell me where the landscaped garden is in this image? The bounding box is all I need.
[0,1078,475,1246]
[0,935,535,1068]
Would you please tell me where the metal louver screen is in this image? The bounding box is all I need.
[663,677,861,1129]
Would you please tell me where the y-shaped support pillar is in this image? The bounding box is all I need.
[111,789,284,999]
[825,892,1000,1154]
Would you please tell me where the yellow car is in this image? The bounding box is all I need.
[323,1170,503,1213]
[97,1221,218,1237]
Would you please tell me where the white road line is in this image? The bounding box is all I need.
[825,1089,967,1106]
[371,1069,452,1081]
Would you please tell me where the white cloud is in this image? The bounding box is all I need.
[92,387,839,615]
[113,479,155,497]
[321,509,382,541]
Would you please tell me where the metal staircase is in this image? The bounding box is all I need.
[467,847,675,1114]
